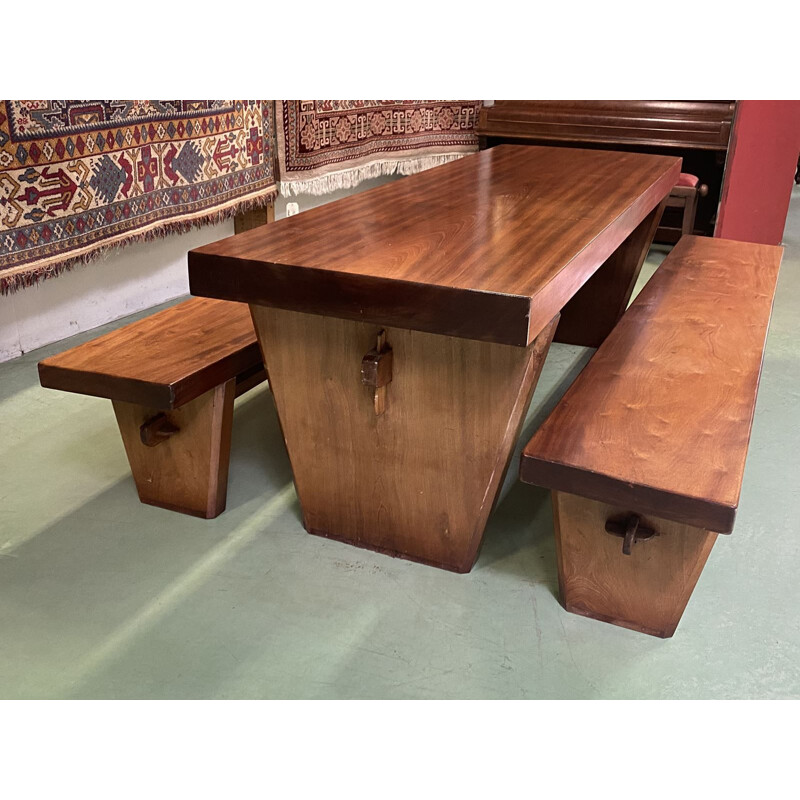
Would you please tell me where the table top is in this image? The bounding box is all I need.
[189,144,681,346]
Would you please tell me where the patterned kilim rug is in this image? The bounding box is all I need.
[0,100,276,294]
[276,100,482,196]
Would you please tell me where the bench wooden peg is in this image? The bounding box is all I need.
[605,513,658,555]
[361,330,393,415]
[140,413,180,447]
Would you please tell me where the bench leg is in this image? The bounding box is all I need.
[554,198,667,348]
[112,379,236,519]
[552,491,717,637]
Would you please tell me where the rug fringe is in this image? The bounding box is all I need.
[278,153,467,197]
[0,190,276,297]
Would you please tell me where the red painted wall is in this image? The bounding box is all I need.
[715,100,800,245]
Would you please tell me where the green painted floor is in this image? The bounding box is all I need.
[2,190,799,699]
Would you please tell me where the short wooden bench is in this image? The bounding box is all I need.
[38,297,265,519]
[520,235,783,637]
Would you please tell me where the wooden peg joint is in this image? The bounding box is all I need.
[140,412,180,447]
[361,330,393,415]
[605,513,658,555]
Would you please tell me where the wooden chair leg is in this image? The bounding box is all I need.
[682,190,699,235]
[552,491,718,637]
[112,379,236,519]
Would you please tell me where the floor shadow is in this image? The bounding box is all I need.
[0,466,301,699]
[228,384,299,521]
[475,481,559,599]
[0,360,36,404]
[470,344,595,599]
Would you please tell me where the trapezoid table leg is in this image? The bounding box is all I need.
[250,306,559,572]
[552,491,718,638]
[112,379,236,519]
[554,199,668,348]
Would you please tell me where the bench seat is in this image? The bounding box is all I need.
[39,297,265,519]
[520,235,783,636]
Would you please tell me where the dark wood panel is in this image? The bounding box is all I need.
[38,297,262,410]
[189,145,680,346]
[521,235,783,533]
[478,101,735,150]
[478,101,734,239]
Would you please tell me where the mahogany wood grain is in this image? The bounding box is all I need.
[521,236,784,533]
[553,492,717,638]
[113,379,236,518]
[250,305,558,572]
[38,297,262,410]
[477,101,736,151]
[554,198,667,347]
[190,145,680,347]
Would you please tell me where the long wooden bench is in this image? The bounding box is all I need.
[38,297,265,519]
[520,235,783,637]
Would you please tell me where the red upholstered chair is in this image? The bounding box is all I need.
[662,172,709,237]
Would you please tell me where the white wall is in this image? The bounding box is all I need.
[0,175,397,363]
[0,222,233,362]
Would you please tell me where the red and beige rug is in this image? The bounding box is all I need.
[0,100,276,295]
[276,100,482,196]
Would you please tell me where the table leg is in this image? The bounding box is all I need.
[251,307,559,572]
[554,198,668,348]
[233,202,274,234]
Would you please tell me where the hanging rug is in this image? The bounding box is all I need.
[276,100,481,196]
[0,100,276,294]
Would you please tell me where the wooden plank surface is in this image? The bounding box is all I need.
[521,235,783,533]
[38,297,260,410]
[189,145,680,346]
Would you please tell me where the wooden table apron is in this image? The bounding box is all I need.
[189,145,681,572]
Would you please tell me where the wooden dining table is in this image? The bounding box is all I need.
[188,144,681,572]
